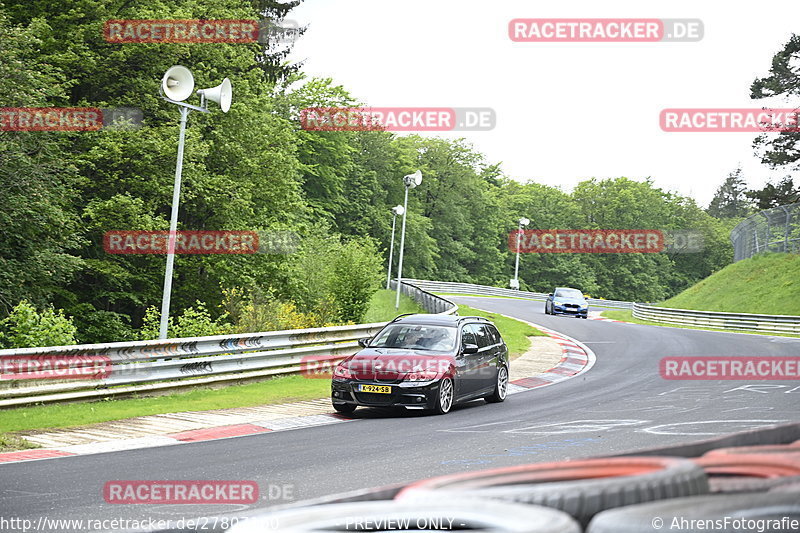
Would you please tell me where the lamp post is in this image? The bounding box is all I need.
[511,217,530,290]
[158,66,232,339]
[395,170,422,309]
[386,205,405,290]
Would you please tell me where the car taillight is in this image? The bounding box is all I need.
[406,370,439,381]
[333,365,352,379]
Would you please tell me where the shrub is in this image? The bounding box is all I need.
[0,300,78,348]
[139,301,232,340]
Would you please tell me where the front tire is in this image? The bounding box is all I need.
[332,402,356,414]
[486,365,509,403]
[432,378,454,415]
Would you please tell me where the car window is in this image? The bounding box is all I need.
[370,324,457,351]
[555,288,583,298]
[486,325,502,345]
[461,325,478,347]
[470,324,493,348]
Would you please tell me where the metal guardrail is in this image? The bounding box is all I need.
[632,303,800,335]
[404,279,634,309]
[408,280,800,336]
[0,282,456,408]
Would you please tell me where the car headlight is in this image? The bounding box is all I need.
[333,365,352,379]
[406,370,439,381]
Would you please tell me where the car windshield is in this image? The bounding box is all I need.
[555,288,584,299]
[369,324,457,352]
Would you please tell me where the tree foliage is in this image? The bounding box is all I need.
[707,168,752,218]
[0,0,748,346]
[750,34,800,171]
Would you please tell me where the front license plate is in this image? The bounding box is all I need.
[359,384,391,394]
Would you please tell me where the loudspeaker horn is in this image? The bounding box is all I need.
[197,78,232,113]
[161,66,195,102]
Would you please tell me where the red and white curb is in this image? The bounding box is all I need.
[508,324,596,395]
[0,413,355,464]
[589,310,623,322]
[0,328,596,466]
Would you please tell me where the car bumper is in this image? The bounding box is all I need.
[331,379,442,410]
[553,307,588,317]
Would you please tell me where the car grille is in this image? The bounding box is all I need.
[374,376,404,384]
[355,392,394,405]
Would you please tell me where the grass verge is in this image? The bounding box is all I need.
[457,304,546,360]
[363,289,425,322]
[662,253,800,315]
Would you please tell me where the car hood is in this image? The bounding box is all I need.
[554,297,587,305]
[341,349,455,379]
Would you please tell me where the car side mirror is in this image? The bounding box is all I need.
[462,343,479,355]
[357,337,371,348]
[548,293,553,297]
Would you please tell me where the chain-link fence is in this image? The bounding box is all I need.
[730,202,800,261]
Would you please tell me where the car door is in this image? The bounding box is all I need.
[486,324,508,374]
[470,323,499,393]
[457,324,483,397]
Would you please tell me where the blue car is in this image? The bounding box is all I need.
[545,287,589,318]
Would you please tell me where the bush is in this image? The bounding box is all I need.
[67,304,136,344]
[222,287,327,333]
[288,230,382,325]
[330,238,383,323]
[139,301,232,340]
[0,300,78,349]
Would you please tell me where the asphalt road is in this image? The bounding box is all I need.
[2,296,799,530]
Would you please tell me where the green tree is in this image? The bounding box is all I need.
[0,11,84,314]
[0,301,78,349]
[707,168,752,218]
[750,34,800,171]
[0,0,308,341]
[746,176,800,209]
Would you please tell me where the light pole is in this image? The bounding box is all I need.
[158,66,232,339]
[386,205,405,289]
[395,170,422,309]
[511,217,530,290]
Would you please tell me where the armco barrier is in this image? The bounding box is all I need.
[632,303,800,335]
[404,279,633,309]
[0,282,456,408]
[409,280,799,336]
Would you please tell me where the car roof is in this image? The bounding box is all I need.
[555,287,581,292]
[389,314,492,327]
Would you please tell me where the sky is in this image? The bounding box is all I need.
[286,0,800,207]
